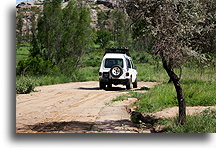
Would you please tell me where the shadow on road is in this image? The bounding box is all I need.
[78,87,100,90]
[17,120,139,133]
[78,86,127,91]
[78,86,151,92]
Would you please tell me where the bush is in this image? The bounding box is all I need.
[16,77,35,94]
[95,30,113,49]
[131,52,153,64]
[16,56,58,76]
[166,109,216,133]
[83,54,102,67]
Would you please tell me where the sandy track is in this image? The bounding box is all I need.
[16,81,157,133]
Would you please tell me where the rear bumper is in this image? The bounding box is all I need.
[99,77,129,85]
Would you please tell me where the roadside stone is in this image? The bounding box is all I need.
[151,125,167,133]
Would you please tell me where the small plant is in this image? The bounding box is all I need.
[139,86,150,90]
[16,76,35,94]
[112,94,129,102]
[166,109,216,133]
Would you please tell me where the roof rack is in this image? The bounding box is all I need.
[105,47,130,56]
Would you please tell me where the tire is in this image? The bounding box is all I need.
[110,65,123,77]
[107,84,112,88]
[99,81,105,89]
[133,78,138,88]
[126,78,132,89]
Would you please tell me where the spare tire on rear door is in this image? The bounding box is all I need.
[110,65,123,77]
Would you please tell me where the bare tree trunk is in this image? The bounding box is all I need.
[160,53,186,125]
[173,78,186,125]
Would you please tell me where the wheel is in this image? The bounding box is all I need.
[99,81,105,89]
[110,65,123,77]
[126,78,132,89]
[107,84,112,89]
[133,78,138,88]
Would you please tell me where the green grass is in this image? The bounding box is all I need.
[16,45,100,92]
[16,42,31,63]
[136,63,169,82]
[16,46,30,65]
[111,94,129,102]
[166,109,216,133]
[16,70,96,88]
[136,84,177,112]
[79,66,99,81]
[183,81,216,106]
[112,64,216,113]
[135,63,215,83]
[16,66,99,93]
[131,80,216,113]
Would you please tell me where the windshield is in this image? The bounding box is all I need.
[104,58,123,68]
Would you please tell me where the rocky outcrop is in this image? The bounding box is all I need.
[96,0,115,8]
[16,0,125,33]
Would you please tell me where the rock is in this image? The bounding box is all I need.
[151,125,167,133]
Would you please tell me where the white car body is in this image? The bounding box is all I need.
[99,52,138,89]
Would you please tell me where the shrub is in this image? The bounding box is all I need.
[16,56,58,76]
[95,30,113,49]
[166,109,216,133]
[16,77,35,94]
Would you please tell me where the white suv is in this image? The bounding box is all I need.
[99,48,138,89]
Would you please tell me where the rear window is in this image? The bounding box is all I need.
[104,58,123,68]
[126,58,131,68]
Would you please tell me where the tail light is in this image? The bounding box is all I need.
[126,72,129,76]
[99,72,102,76]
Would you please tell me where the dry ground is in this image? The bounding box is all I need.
[16,81,157,133]
[16,81,214,133]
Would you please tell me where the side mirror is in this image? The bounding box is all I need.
[133,66,136,69]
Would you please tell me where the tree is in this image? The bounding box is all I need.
[61,0,93,71]
[126,0,215,125]
[29,33,40,58]
[16,9,24,50]
[37,0,93,73]
[97,11,111,30]
[95,30,113,49]
[37,0,63,65]
[111,9,132,47]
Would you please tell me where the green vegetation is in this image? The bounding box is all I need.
[135,81,215,113]
[112,65,215,113]
[16,46,30,64]
[166,109,216,133]
[126,0,215,124]
[16,76,35,94]
[16,0,215,132]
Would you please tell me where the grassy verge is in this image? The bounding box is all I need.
[112,80,215,113]
[166,109,216,133]
[112,63,215,112]
[136,63,168,82]
[136,81,215,113]
[16,66,99,94]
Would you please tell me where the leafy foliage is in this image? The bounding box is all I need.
[16,76,35,94]
[17,0,93,76]
[111,9,132,47]
[16,56,58,76]
[126,0,215,124]
[37,0,93,71]
[126,0,215,67]
[95,30,113,49]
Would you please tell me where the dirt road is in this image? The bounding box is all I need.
[16,81,157,133]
